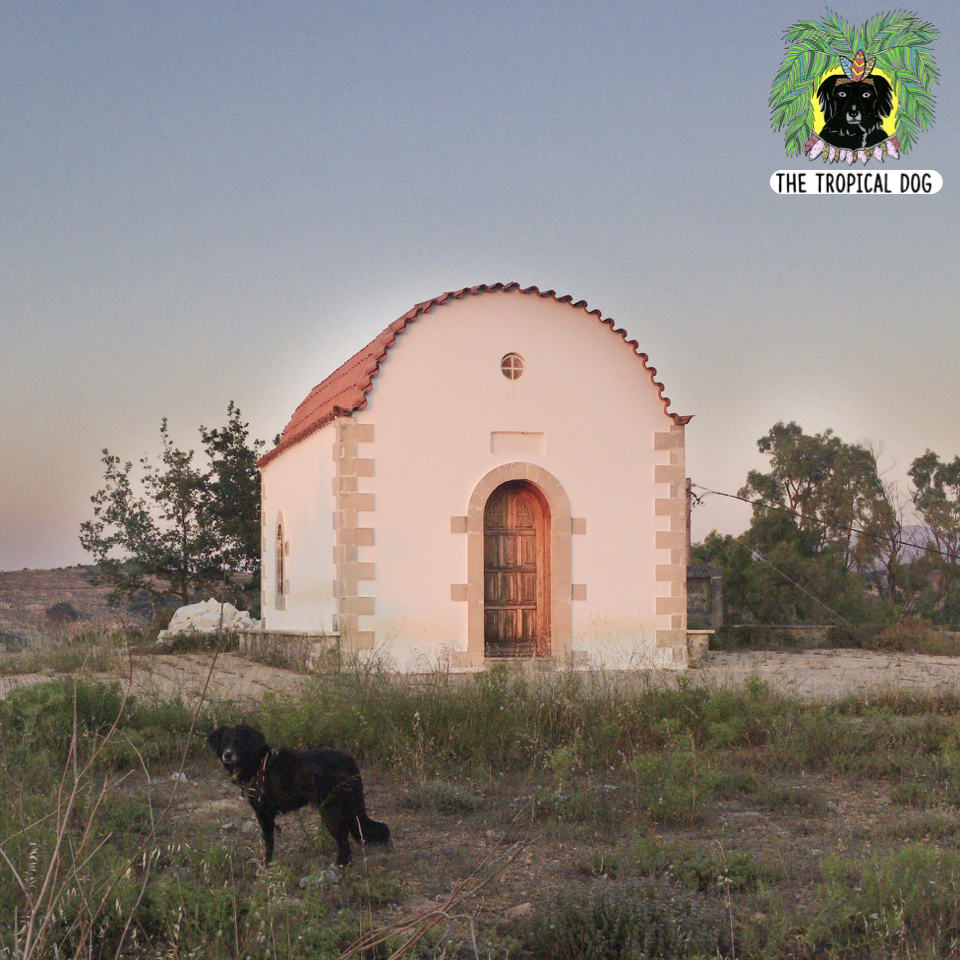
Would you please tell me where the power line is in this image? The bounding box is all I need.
[724,527,856,628]
[691,483,958,563]
[690,488,858,628]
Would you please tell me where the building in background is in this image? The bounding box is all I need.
[257,283,693,671]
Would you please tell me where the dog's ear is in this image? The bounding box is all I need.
[208,727,225,752]
[248,727,269,753]
[817,75,839,119]
[872,74,893,118]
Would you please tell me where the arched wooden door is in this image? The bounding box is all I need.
[483,481,551,657]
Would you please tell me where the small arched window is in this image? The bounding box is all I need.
[275,519,286,609]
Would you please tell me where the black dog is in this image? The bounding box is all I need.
[816,74,893,149]
[208,724,390,867]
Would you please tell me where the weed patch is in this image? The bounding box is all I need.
[633,741,722,825]
[633,833,776,893]
[515,880,733,959]
[809,844,960,958]
[398,779,483,814]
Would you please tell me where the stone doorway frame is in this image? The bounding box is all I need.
[463,463,572,666]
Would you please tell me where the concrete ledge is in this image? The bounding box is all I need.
[238,630,339,671]
[687,630,713,664]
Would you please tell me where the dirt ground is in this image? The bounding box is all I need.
[5,646,960,706]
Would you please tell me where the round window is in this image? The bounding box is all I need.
[500,353,525,380]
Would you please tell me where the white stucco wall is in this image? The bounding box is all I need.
[260,422,337,634]
[339,289,682,670]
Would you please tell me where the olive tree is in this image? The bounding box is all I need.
[79,404,263,609]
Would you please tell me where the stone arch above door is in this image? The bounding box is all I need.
[465,463,572,665]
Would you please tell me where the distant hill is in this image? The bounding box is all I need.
[0,566,124,650]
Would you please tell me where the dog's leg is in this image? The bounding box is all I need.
[255,809,277,864]
[320,808,352,866]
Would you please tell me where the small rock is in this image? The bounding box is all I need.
[299,867,341,888]
[221,821,238,832]
[505,903,532,919]
[169,772,188,784]
[159,598,261,640]
[46,602,79,624]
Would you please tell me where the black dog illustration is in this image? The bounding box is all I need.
[208,724,390,866]
[816,73,893,149]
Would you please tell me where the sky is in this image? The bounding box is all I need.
[2,0,958,571]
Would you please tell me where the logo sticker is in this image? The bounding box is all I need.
[770,11,938,166]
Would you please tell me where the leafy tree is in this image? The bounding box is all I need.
[740,421,895,571]
[79,405,263,609]
[907,450,960,616]
[695,422,898,630]
[909,451,960,565]
[692,520,876,629]
[200,401,264,576]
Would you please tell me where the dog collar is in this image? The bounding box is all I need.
[246,748,280,802]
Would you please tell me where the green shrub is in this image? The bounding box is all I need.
[891,781,931,808]
[812,844,960,957]
[633,741,722,825]
[755,782,826,815]
[0,679,126,752]
[516,881,733,959]
[0,679,197,771]
[532,784,623,826]
[399,779,484,813]
[633,834,774,893]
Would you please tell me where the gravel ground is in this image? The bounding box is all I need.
[4,647,960,704]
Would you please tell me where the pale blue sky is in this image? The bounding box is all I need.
[2,1,958,569]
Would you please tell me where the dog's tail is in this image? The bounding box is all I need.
[342,767,391,846]
[353,814,391,846]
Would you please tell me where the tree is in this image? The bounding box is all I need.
[908,450,960,616]
[200,401,264,576]
[694,422,899,631]
[692,518,875,628]
[872,470,912,605]
[79,405,263,609]
[740,422,895,571]
[909,451,960,565]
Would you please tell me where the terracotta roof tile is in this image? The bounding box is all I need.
[258,282,690,467]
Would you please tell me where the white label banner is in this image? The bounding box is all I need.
[771,170,942,195]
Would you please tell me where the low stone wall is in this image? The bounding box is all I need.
[239,630,339,672]
[725,624,836,647]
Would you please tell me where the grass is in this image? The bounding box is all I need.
[8,653,960,956]
[515,879,734,959]
[398,779,484,814]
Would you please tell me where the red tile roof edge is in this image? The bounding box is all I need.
[258,282,691,467]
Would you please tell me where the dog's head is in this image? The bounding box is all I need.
[208,724,270,782]
[817,74,893,131]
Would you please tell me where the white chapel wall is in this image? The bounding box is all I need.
[346,290,680,670]
[260,421,338,634]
